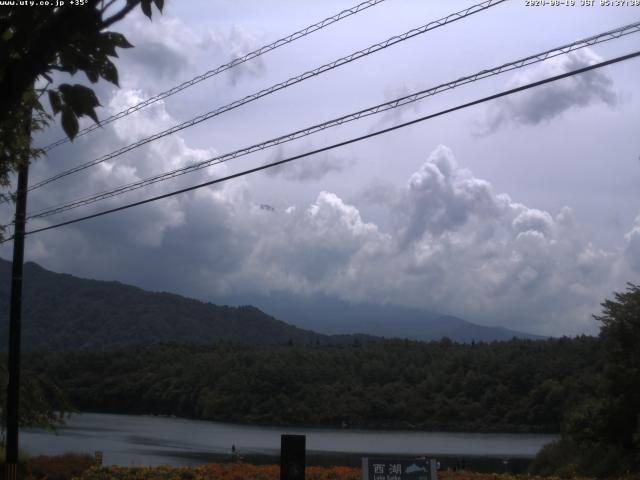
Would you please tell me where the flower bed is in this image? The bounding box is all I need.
[19,458,640,480]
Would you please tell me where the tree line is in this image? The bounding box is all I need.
[25,336,601,433]
[4,284,638,476]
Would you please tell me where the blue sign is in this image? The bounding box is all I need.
[362,458,436,480]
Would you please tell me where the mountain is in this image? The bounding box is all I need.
[0,258,331,351]
[0,258,543,351]
[216,292,545,342]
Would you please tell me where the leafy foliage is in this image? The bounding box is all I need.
[38,461,638,480]
[0,88,49,208]
[0,356,72,432]
[0,0,163,210]
[27,336,600,433]
[594,283,640,459]
[21,453,95,480]
[532,284,640,477]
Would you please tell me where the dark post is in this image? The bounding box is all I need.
[280,434,305,480]
[4,116,31,480]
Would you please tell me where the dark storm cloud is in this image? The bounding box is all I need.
[478,49,618,134]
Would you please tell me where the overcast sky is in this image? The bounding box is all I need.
[2,0,639,336]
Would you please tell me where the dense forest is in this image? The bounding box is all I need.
[1,260,636,476]
[27,336,601,433]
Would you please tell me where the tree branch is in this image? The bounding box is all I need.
[100,0,118,15]
[101,1,139,29]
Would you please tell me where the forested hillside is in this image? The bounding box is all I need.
[27,336,601,433]
[0,258,542,348]
[0,259,331,350]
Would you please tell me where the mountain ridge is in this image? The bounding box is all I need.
[0,258,332,351]
[217,291,545,342]
[0,258,544,350]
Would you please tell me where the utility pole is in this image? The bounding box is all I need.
[4,109,31,480]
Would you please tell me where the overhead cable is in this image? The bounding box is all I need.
[25,21,640,221]
[29,0,507,191]
[3,48,637,244]
[41,0,390,152]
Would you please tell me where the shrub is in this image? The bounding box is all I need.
[23,452,95,480]
[529,438,579,477]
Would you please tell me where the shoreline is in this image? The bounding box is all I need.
[21,412,554,473]
[68,410,561,436]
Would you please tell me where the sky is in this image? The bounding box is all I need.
[1,0,639,336]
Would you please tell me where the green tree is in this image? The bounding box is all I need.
[594,283,640,468]
[0,0,164,427]
[0,0,164,205]
[540,284,640,477]
[0,359,72,438]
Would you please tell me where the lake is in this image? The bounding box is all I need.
[21,413,556,467]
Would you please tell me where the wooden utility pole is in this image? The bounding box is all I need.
[4,111,31,480]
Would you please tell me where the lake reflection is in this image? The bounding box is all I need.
[21,413,556,467]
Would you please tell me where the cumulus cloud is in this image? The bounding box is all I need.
[398,145,500,244]
[248,191,389,289]
[11,130,638,337]
[22,87,219,253]
[478,48,618,134]
[221,145,634,335]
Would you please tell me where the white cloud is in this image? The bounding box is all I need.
[217,145,631,336]
[14,84,636,338]
[399,145,500,243]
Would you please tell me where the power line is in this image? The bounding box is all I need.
[24,20,640,221]
[40,0,389,152]
[4,49,637,244]
[28,0,506,192]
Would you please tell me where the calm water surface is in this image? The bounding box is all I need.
[21,413,556,466]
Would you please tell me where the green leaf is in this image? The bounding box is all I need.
[141,0,152,19]
[33,98,45,113]
[1,27,14,42]
[100,59,119,86]
[98,34,118,58]
[48,90,62,114]
[58,47,79,75]
[84,107,99,125]
[103,31,133,49]
[58,84,101,125]
[61,107,79,140]
[152,0,164,11]
[84,67,99,83]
